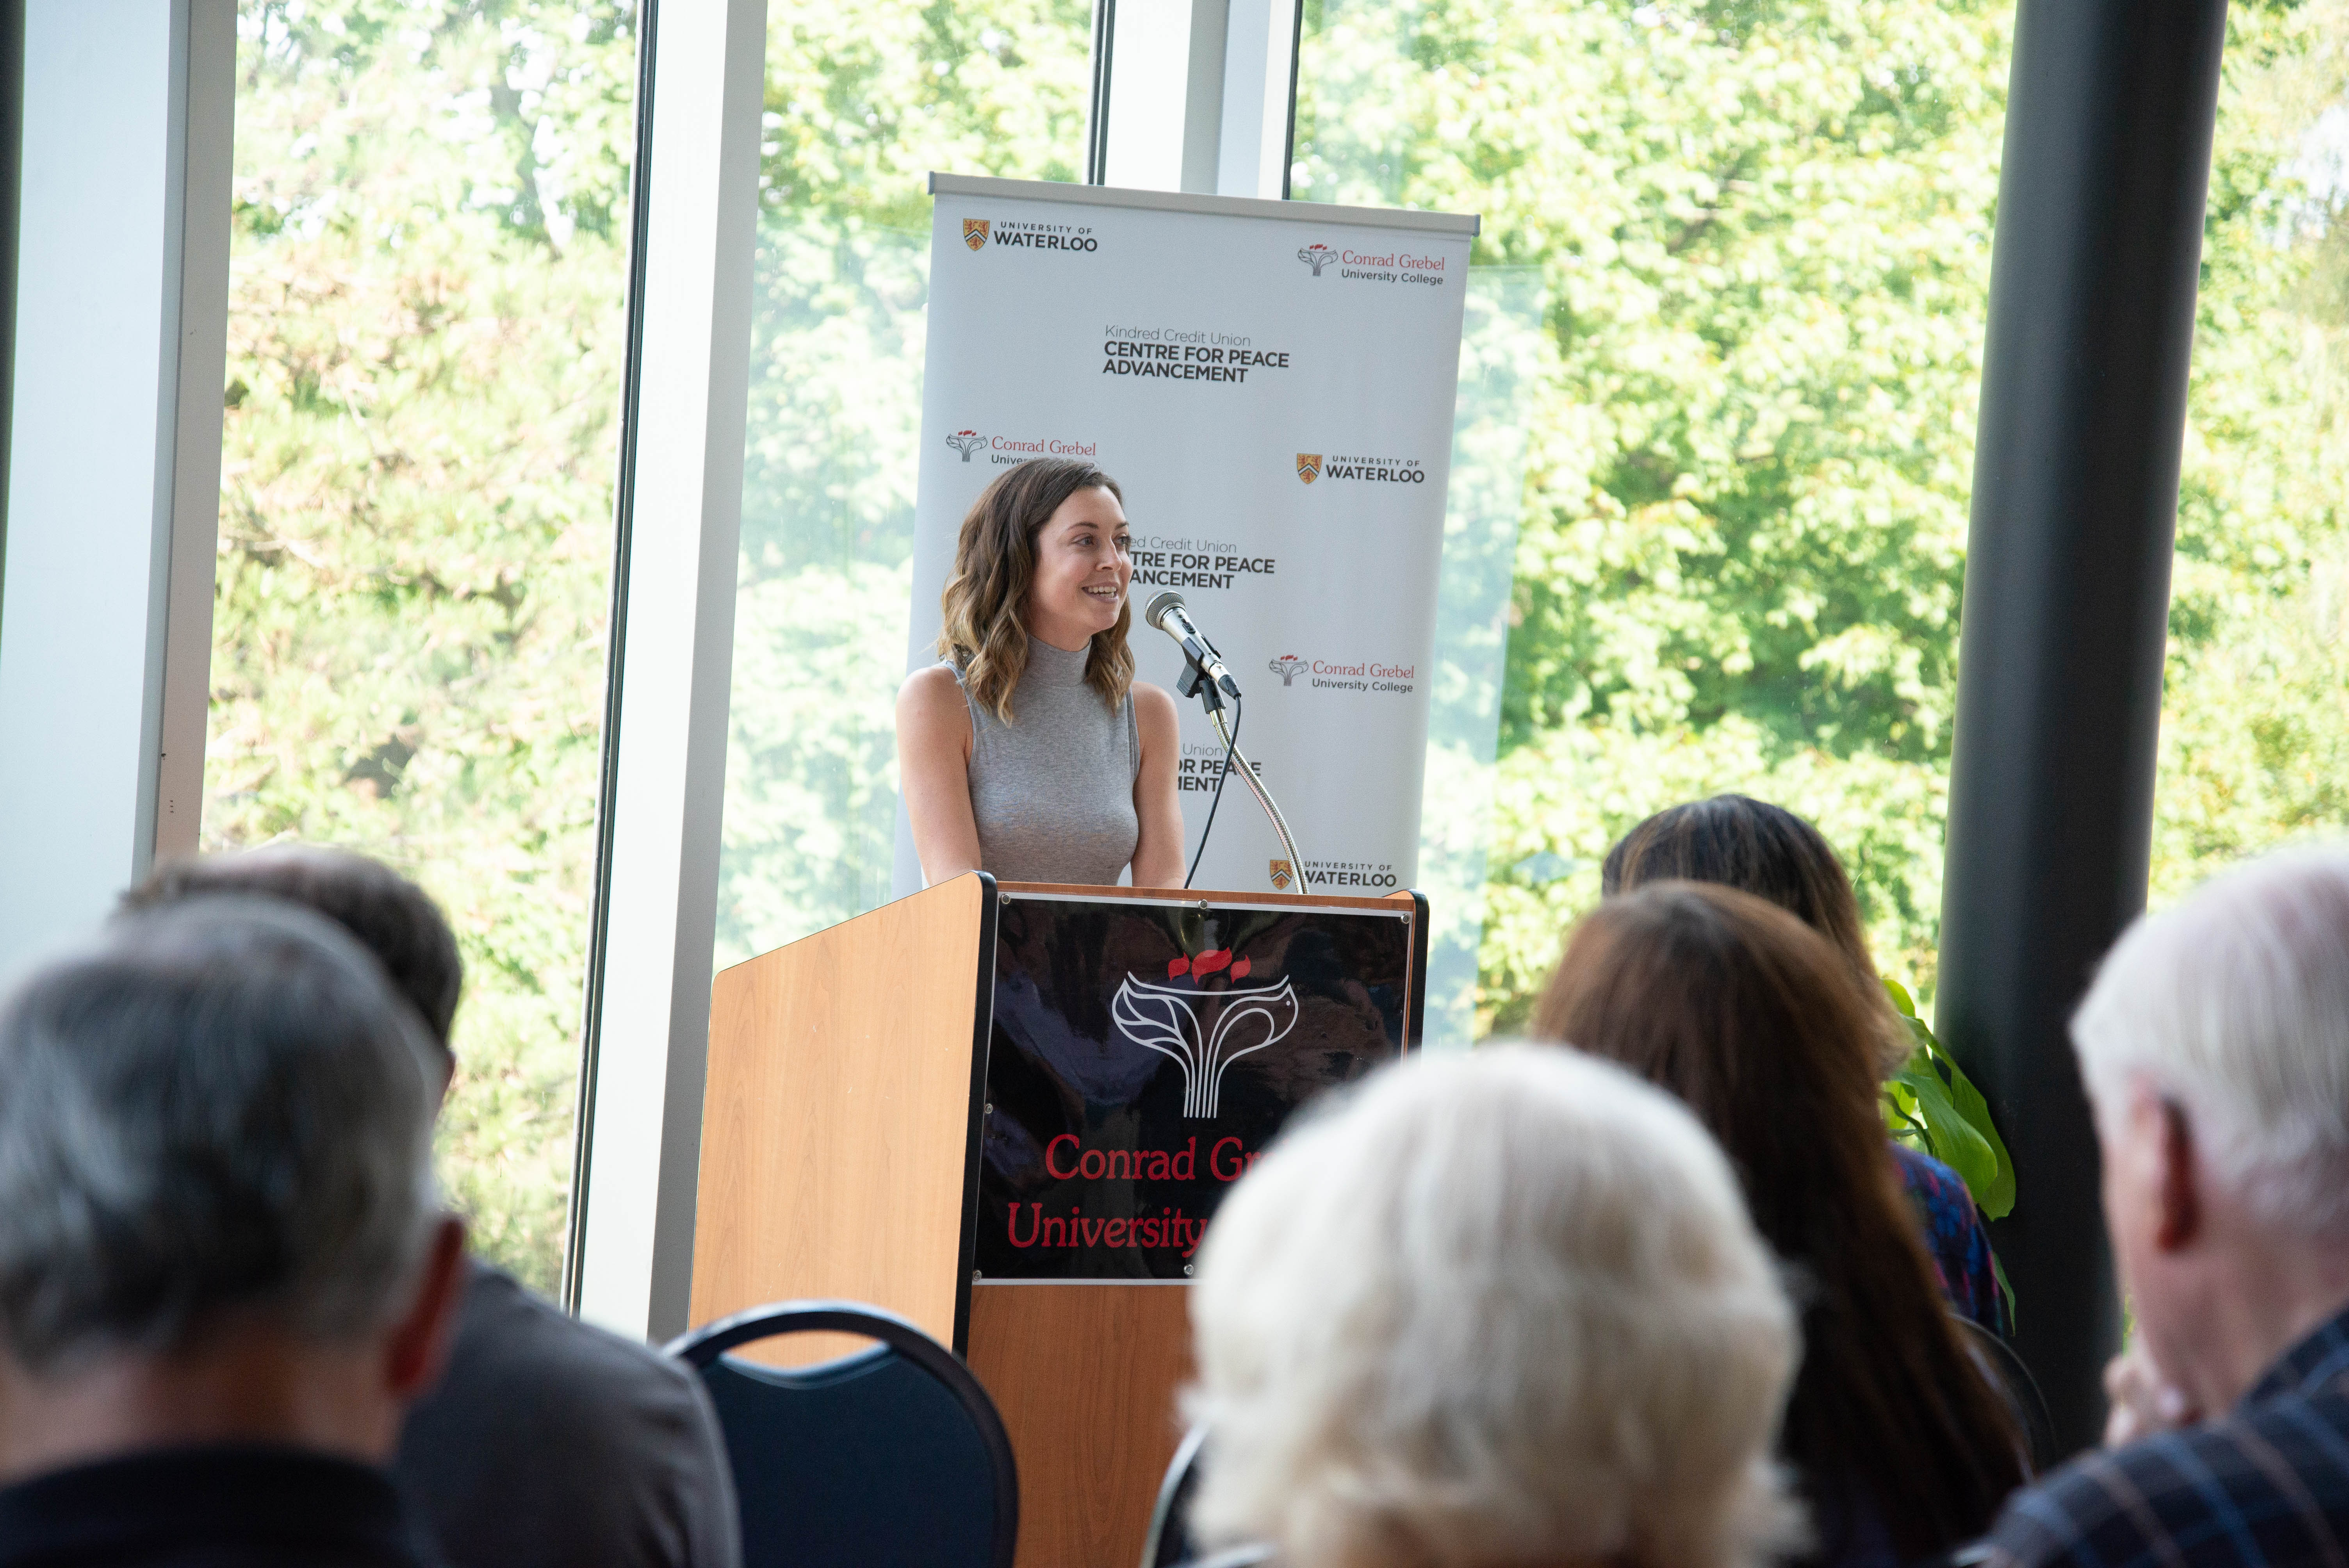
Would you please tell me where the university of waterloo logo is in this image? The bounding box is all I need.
[1113,961,1299,1119]
[1296,453,1322,485]
[1268,654,1306,687]
[945,429,987,461]
[1269,859,1295,890]
[963,219,990,251]
[1297,243,1336,276]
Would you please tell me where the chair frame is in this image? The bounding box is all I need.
[1141,1421,1209,1568]
[1949,1314,2060,1477]
[667,1299,1020,1568]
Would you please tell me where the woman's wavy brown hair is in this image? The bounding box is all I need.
[1532,883,2025,1565]
[937,458,1134,723]
[1604,795,1909,1079]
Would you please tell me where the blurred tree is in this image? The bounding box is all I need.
[1295,0,2349,1032]
[210,0,638,1290]
[714,0,1091,966]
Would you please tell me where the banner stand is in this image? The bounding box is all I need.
[896,173,1479,900]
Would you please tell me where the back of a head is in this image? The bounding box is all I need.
[123,846,462,1052]
[1534,884,2021,1559]
[0,898,441,1376]
[1185,1046,1802,1568]
[1603,797,1899,1072]
[2073,843,2349,1236]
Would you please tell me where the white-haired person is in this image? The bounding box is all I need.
[1182,1045,1806,1568]
[1985,845,2349,1568]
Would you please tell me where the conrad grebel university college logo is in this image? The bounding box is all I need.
[946,429,987,461]
[1113,957,1299,1120]
[1297,243,1336,276]
[1269,654,1307,686]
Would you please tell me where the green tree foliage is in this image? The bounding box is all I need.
[2156,1,2349,902]
[715,0,1091,965]
[210,0,637,1290]
[1297,0,2349,1035]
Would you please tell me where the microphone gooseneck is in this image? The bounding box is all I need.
[1144,592,1309,893]
[1209,705,1308,895]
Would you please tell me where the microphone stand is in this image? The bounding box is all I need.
[1176,652,1310,894]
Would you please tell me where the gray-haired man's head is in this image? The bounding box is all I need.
[2073,843,2349,1419]
[0,896,443,1377]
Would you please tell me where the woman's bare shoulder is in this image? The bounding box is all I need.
[898,664,971,739]
[899,663,963,707]
[1130,680,1179,721]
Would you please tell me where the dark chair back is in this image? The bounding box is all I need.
[668,1300,1018,1568]
[1950,1313,2060,1477]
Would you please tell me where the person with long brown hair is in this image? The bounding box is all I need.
[1533,882,2025,1568]
[1604,795,2012,1338]
[898,458,1185,886]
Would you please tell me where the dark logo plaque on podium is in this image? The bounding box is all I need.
[976,889,1419,1281]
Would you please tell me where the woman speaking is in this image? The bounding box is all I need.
[897,458,1184,887]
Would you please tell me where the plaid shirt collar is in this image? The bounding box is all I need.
[2244,1299,2349,1408]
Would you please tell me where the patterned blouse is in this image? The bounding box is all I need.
[1894,1142,2013,1339]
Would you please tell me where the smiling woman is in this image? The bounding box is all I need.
[897,458,1185,888]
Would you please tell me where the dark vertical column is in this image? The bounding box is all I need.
[1939,0,2228,1456]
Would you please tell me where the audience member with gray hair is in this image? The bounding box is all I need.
[1183,1045,1805,1568]
[0,897,466,1566]
[123,846,740,1568]
[1985,845,2349,1568]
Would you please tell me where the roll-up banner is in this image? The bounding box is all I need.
[896,174,1478,898]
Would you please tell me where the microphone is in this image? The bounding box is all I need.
[1143,592,1242,698]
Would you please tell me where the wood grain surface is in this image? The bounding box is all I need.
[688,874,987,1365]
[967,1283,1196,1568]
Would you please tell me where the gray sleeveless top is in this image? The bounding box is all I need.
[952,638,1140,885]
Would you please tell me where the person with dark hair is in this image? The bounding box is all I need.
[0,897,466,1567]
[123,847,739,1568]
[898,456,1185,886]
[1534,883,2026,1568]
[1604,794,2011,1337]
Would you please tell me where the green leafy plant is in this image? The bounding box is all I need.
[1882,978,2017,1320]
[1882,979,2014,1219]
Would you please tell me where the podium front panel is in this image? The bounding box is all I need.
[975,889,1417,1283]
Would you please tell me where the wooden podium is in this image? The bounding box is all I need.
[689,875,1426,1568]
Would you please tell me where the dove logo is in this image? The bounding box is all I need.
[1113,974,1300,1119]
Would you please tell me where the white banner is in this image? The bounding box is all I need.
[897,175,1476,897]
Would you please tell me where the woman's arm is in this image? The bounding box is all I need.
[897,666,982,885]
[1130,682,1187,889]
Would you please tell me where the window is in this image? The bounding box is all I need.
[2153,0,2349,899]
[1294,0,2015,1028]
[207,0,638,1290]
[714,0,1094,967]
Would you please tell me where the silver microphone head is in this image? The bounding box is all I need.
[1143,591,1187,633]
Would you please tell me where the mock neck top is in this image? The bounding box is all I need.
[951,638,1139,886]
